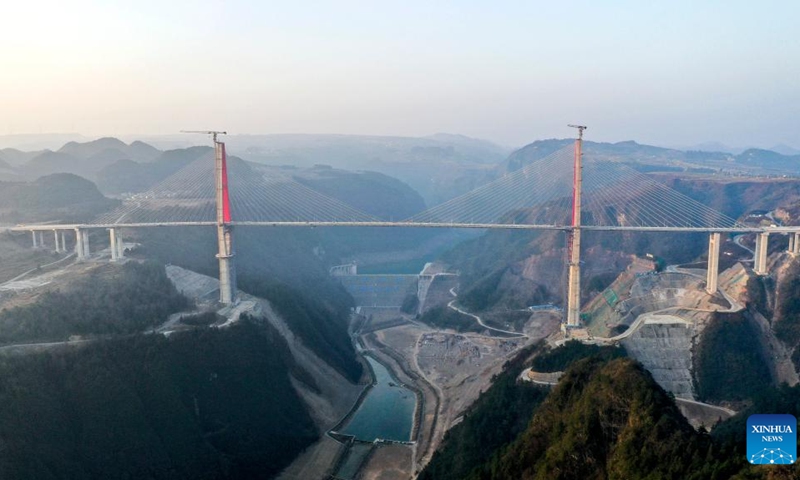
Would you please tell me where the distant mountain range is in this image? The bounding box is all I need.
[2,135,800,214]
[505,139,800,176]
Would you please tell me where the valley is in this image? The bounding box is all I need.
[2,135,800,479]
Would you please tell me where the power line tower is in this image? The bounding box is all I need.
[182,130,237,304]
[565,124,586,328]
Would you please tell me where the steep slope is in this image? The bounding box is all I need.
[692,311,772,403]
[445,227,702,312]
[0,321,317,480]
[136,226,364,382]
[425,353,800,479]
[467,358,713,480]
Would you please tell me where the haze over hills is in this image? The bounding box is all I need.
[505,139,800,176]
[3,132,800,479]
[4,134,800,212]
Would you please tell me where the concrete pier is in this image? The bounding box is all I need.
[54,230,61,253]
[75,229,84,260]
[109,228,118,261]
[32,231,38,248]
[61,231,67,253]
[790,233,800,255]
[38,231,44,248]
[754,232,769,275]
[706,232,720,294]
[82,230,90,258]
[75,229,91,260]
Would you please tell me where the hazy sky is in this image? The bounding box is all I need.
[2,1,799,148]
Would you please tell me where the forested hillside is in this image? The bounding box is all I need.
[0,321,317,480]
[692,311,772,403]
[775,260,800,371]
[424,347,800,480]
[0,173,118,223]
[444,227,704,312]
[0,262,188,344]
[136,226,363,382]
[421,342,626,480]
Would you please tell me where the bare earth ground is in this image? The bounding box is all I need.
[0,258,112,311]
[0,232,69,283]
[675,398,736,429]
[277,436,345,480]
[362,311,560,477]
[358,444,414,480]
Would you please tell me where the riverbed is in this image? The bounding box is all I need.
[339,356,416,442]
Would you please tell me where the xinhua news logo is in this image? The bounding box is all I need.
[747,414,796,465]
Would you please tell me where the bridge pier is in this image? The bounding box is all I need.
[116,234,124,260]
[83,230,91,258]
[75,229,91,260]
[109,228,118,261]
[61,231,67,254]
[31,231,38,248]
[107,229,125,261]
[754,232,769,275]
[789,233,800,255]
[75,229,84,260]
[706,232,720,294]
[53,230,61,253]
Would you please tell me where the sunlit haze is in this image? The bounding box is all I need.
[2,0,799,147]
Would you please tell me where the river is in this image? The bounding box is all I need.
[339,356,416,442]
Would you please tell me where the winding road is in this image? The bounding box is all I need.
[447,288,527,337]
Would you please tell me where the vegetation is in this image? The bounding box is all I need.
[585,272,619,294]
[775,259,800,348]
[425,342,800,480]
[458,267,550,312]
[745,274,773,319]
[293,167,426,220]
[529,340,626,373]
[242,279,362,382]
[136,226,364,383]
[96,146,211,194]
[793,345,800,372]
[0,321,318,480]
[443,226,705,313]
[0,262,188,344]
[693,311,772,403]
[418,305,482,332]
[0,173,117,223]
[401,293,419,314]
[481,310,533,332]
[474,357,721,480]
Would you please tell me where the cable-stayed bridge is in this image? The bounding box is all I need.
[27,143,748,231]
[12,132,800,327]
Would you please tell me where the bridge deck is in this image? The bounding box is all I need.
[8,221,794,234]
